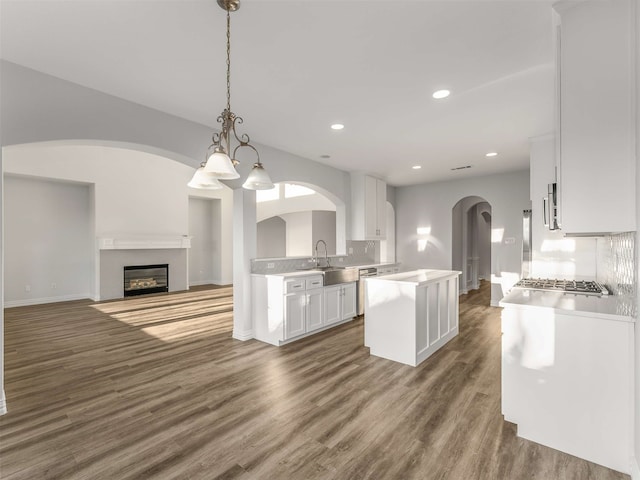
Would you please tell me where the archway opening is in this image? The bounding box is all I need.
[255,181,343,258]
[452,196,492,304]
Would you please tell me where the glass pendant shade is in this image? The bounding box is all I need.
[188,166,224,189]
[242,163,275,190]
[204,148,240,179]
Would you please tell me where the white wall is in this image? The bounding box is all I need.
[257,216,286,258]
[396,170,530,306]
[635,0,640,473]
[4,176,93,306]
[0,151,5,414]
[3,144,234,299]
[281,211,312,257]
[188,197,215,286]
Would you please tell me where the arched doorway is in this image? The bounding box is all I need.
[255,181,342,258]
[452,196,492,299]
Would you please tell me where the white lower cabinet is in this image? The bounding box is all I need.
[284,291,307,339]
[501,306,632,474]
[305,288,324,333]
[325,283,357,326]
[252,274,356,346]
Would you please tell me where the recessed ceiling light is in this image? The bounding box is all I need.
[486,152,498,157]
[320,154,331,159]
[330,124,344,130]
[432,89,450,99]
[412,165,422,170]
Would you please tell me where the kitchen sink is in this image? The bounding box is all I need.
[315,267,358,286]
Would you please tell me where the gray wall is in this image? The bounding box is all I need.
[188,197,214,285]
[312,211,337,256]
[4,176,93,305]
[257,216,286,258]
[396,170,530,305]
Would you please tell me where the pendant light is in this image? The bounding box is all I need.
[198,0,274,190]
[188,162,224,190]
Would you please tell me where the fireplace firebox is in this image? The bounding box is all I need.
[123,264,169,297]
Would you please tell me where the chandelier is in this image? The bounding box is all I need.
[189,0,274,190]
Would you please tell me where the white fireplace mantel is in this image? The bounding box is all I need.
[98,236,192,250]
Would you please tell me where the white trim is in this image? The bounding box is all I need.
[0,390,6,415]
[189,280,216,287]
[4,294,91,308]
[631,456,640,480]
[98,236,191,250]
[490,300,501,307]
[232,329,254,341]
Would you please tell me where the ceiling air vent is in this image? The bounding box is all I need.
[451,165,472,171]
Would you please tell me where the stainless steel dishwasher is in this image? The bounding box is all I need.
[357,267,378,315]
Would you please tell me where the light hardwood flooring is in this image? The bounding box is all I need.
[0,282,630,479]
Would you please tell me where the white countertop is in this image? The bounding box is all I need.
[251,262,400,277]
[365,269,461,286]
[499,289,635,323]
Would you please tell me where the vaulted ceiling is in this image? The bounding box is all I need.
[0,0,555,186]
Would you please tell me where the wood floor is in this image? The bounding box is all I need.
[1,282,630,480]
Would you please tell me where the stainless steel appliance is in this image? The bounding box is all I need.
[357,267,378,315]
[513,278,608,296]
[522,209,532,278]
[543,182,559,231]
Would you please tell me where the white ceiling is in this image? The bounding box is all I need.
[0,0,555,186]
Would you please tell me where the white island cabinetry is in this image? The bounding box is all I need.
[252,273,356,346]
[364,270,460,367]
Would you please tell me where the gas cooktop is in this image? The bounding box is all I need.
[513,278,609,296]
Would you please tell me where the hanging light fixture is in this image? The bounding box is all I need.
[198,0,274,190]
[188,162,224,190]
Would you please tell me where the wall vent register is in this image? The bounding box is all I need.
[513,278,608,297]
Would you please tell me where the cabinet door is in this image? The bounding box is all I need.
[284,292,306,339]
[364,175,378,238]
[306,288,324,332]
[341,283,357,320]
[558,0,635,233]
[375,178,386,239]
[324,285,342,326]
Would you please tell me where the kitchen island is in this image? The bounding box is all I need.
[364,269,461,367]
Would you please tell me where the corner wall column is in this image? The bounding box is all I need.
[232,188,256,340]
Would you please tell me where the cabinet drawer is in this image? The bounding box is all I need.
[305,276,324,290]
[285,279,306,293]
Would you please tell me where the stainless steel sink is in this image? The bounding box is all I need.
[315,267,358,286]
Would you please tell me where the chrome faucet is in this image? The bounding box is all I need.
[314,239,329,268]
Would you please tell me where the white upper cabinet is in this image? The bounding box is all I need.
[555,0,636,233]
[351,173,387,240]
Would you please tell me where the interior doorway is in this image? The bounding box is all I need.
[452,196,492,299]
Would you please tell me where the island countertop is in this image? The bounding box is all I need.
[365,269,461,286]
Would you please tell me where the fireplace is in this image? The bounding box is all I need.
[123,264,169,297]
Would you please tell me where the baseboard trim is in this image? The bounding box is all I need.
[0,390,7,416]
[631,456,640,480]
[232,329,254,341]
[4,294,91,308]
[189,280,216,287]
[490,300,501,307]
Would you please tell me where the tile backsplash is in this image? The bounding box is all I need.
[252,240,378,274]
[597,231,636,317]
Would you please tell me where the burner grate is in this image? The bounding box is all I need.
[513,278,608,296]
